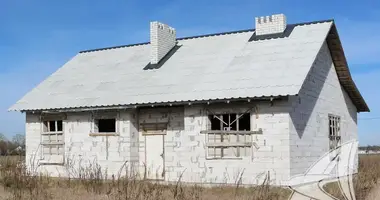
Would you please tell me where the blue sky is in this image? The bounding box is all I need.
[0,0,379,145]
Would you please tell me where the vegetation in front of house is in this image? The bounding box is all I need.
[0,156,290,200]
[0,154,379,200]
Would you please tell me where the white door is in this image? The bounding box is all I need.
[145,135,164,180]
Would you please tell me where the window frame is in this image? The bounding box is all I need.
[328,114,341,161]
[95,118,117,133]
[90,111,120,136]
[205,113,253,160]
[40,117,65,165]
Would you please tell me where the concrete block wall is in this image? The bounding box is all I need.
[288,41,358,177]
[136,107,185,179]
[25,101,293,185]
[150,21,176,64]
[25,114,45,172]
[25,109,139,178]
[136,103,292,185]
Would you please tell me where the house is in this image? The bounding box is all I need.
[10,13,369,186]
[359,150,380,155]
[359,146,380,154]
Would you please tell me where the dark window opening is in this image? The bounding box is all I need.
[222,114,229,130]
[49,121,56,132]
[221,114,237,131]
[97,119,116,133]
[239,114,250,131]
[208,113,250,131]
[57,121,63,131]
[44,120,63,132]
[206,112,252,159]
[209,115,221,130]
[329,120,332,136]
[230,114,237,131]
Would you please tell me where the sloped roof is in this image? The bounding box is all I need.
[9,20,369,112]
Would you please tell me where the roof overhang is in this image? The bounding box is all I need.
[19,95,289,113]
[325,22,370,112]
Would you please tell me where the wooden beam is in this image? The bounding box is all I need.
[89,133,119,137]
[40,142,65,145]
[206,142,253,147]
[41,131,64,135]
[200,129,262,135]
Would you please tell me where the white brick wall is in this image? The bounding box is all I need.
[26,110,139,178]
[150,21,176,64]
[288,42,358,177]
[255,14,286,36]
[25,102,292,185]
[135,103,291,185]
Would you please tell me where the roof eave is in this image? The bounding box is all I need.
[15,95,291,113]
[326,22,370,112]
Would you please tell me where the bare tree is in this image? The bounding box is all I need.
[0,133,7,141]
[12,134,25,147]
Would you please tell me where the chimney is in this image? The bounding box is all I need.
[150,21,176,65]
[255,14,287,36]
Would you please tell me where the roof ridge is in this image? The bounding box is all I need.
[79,19,334,54]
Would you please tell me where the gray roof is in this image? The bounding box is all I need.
[10,20,369,112]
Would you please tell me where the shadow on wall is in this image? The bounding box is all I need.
[289,43,357,139]
[343,87,358,125]
[289,43,331,139]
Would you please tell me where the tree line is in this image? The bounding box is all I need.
[359,145,380,152]
[0,133,25,156]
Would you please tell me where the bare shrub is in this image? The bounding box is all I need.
[0,156,51,200]
[324,154,380,199]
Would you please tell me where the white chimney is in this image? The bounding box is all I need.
[255,14,287,36]
[150,21,176,64]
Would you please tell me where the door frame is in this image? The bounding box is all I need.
[143,133,166,180]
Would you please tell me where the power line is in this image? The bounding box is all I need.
[360,117,380,120]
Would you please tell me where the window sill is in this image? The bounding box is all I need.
[39,161,64,166]
[206,142,252,147]
[206,157,243,160]
[41,131,64,135]
[200,129,263,135]
[89,133,119,136]
[38,159,64,165]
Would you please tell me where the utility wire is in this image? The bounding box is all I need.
[360,117,380,120]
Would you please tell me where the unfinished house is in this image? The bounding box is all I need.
[10,13,369,185]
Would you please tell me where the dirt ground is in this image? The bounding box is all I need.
[0,155,379,200]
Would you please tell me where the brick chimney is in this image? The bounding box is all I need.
[150,21,176,65]
[255,14,287,36]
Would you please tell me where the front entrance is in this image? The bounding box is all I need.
[138,108,169,180]
[145,134,165,180]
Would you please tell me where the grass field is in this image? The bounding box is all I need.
[0,155,379,200]
[324,154,380,200]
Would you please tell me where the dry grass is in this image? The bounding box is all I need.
[324,154,380,200]
[0,154,379,200]
[0,156,290,200]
